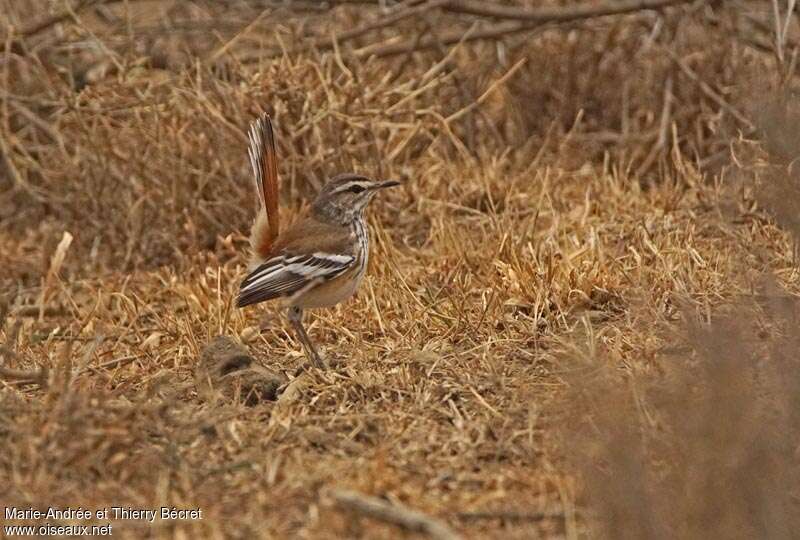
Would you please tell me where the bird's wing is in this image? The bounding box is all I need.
[237,251,354,307]
[239,213,357,307]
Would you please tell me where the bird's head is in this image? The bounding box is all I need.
[312,173,400,223]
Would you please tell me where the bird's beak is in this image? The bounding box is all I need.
[375,179,401,190]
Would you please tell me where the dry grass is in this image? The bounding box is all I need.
[2,1,800,538]
[556,281,800,539]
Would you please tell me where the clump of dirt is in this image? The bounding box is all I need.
[196,336,287,405]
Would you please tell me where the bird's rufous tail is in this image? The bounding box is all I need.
[246,113,280,257]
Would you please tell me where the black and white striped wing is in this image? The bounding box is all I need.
[237,252,354,307]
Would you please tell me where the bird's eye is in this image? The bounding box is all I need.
[349,184,366,194]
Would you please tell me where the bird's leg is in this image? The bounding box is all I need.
[288,306,326,369]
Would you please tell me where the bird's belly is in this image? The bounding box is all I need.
[292,219,369,310]
[291,259,367,309]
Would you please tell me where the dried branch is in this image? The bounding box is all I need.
[1,0,108,54]
[12,305,67,318]
[443,0,699,22]
[355,0,701,59]
[635,74,674,176]
[0,131,45,201]
[456,510,566,522]
[0,316,47,387]
[354,19,534,58]
[330,489,462,540]
[664,47,755,132]
[320,0,697,21]
[237,0,702,61]
[254,0,451,60]
[0,362,48,386]
[445,57,527,124]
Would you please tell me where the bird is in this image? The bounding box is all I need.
[236,113,399,369]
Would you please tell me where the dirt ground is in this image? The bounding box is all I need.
[2,1,799,538]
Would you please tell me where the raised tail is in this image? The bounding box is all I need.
[246,113,280,257]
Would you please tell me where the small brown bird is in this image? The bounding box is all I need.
[237,113,399,368]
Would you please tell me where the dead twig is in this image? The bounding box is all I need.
[330,489,462,540]
[91,354,141,372]
[664,47,755,132]
[0,131,46,201]
[445,57,527,124]
[348,0,701,59]
[13,305,67,318]
[0,363,48,386]
[354,19,534,58]
[324,0,696,21]
[39,232,73,321]
[1,0,108,54]
[0,320,47,387]
[444,0,698,22]
[456,510,566,522]
[250,0,450,61]
[635,74,673,177]
[8,100,67,155]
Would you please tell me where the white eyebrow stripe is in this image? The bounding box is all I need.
[333,180,372,193]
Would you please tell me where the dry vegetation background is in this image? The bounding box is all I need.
[2,0,800,538]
